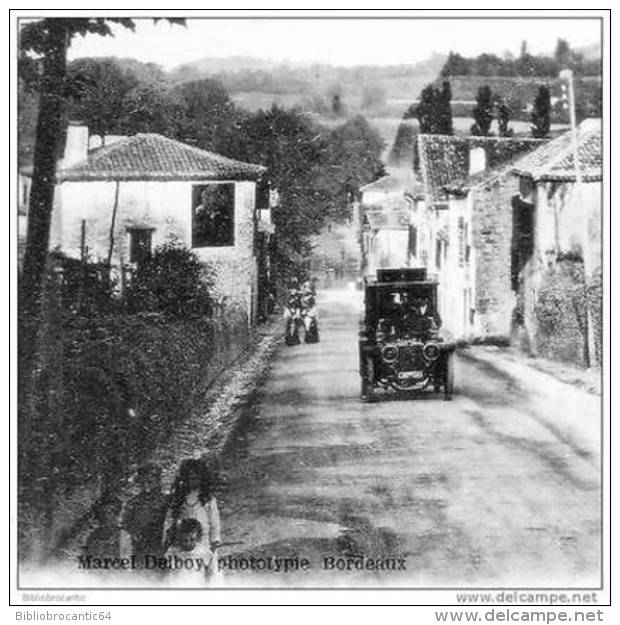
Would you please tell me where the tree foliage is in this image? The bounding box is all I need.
[67,57,187,139]
[325,115,385,205]
[125,242,214,319]
[471,86,494,136]
[438,41,600,78]
[406,81,453,135]
[531,85,551,138]
[171,78,246,154]
[440,51,470,77]
[223,106,383,283]
[495,98,513,137]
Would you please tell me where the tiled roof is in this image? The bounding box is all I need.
[511,119,602,182]
[55,133,266,182]
[417,134,544,203]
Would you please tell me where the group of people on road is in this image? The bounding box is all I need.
[283,277,320,345]
[82,458,223,586]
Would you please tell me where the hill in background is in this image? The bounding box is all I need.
[169,53,448,116]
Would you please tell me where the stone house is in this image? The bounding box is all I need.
[19,123,267,321]
[509,119,602,365]
[415,134,543,339]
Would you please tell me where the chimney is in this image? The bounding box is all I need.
[63,122,89,168]
[469,146,487,176]
[89,134,103,150]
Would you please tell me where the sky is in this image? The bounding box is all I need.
[63,17,602,71]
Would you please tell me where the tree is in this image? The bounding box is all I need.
[554,38,571,66]
[19,18,184,325]
[67,58,145,136]
[66,57,180,138]
[228,106,332,283]
[495,97,513,137]
[531,85,551,138]
[19,20,127,320]
[440,51,470,77]
[438,81,454,135]
[324,115,385,210]
[472,53,505,77]
[171,78,245,155]
[410,82,453,135]
[331,93,344,117]
[471,85,494,136]
[412,84,436,133]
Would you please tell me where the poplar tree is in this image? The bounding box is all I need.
[470,85,494,136]
[531,85,551,138]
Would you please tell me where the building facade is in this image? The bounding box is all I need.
[19,123,267,320]
[416,134,542,339]
[509,119,602,365]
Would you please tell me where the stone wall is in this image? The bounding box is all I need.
[519,179,603,366]
[471,174,519,339]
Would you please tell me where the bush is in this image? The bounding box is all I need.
[587,267,603,366]
[124,242,214,319]
[534,260,588,365]
[18,243,246,559]
[19,304,249,559]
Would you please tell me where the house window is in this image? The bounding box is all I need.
[192,183,235,248]
[435,239,442,269]
[127,227,154,265]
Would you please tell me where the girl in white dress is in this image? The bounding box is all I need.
[163,458,222,582]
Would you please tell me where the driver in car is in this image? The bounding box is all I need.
[403,295,442,337]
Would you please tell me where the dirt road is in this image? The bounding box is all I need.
[217,288,601,588]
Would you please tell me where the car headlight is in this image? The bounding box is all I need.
[423,342,440,361]
[381,344,399,363]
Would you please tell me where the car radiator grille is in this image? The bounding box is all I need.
[397,344,425,370]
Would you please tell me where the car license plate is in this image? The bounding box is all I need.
[398,371,424,380]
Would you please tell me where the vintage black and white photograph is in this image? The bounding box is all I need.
[11,10,609,604]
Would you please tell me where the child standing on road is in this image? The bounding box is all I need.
[123,463,169,562]
[82,491,132,562]
[165,518,221,586]
[163,458,221,574]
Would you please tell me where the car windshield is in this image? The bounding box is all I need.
[368,285,439,338]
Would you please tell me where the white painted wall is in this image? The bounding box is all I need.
[534,181,601,274]
[438,196,475,339]
[42,178,258,309]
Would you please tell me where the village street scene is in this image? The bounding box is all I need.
[15,16,605,593]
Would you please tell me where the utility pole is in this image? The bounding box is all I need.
[559,68,593,367]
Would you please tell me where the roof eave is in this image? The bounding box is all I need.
[57,170,265,183]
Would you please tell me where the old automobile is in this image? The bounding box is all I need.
[359,268,456,401]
